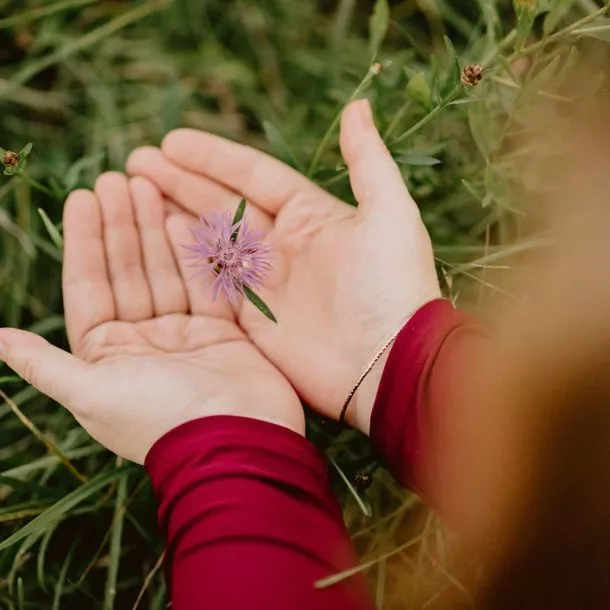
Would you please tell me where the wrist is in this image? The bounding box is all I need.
[344,348,392,435]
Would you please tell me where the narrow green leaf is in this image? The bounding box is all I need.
[443,35,461,89]
[263,121,303,171]
[104,469,128,610]
[64,152,105,192]
[243,286,277,323]
[369,0,390,58]
[17,578,24,610]
[543,0,576,35]
[37,208,63,249]
[394,153,441,166]
[0,468,128,551]
[37,524,60,593]
[230,198,246,243]
[52,541,77,610]
[0,376,21,384]
[329,457,372,518]
[516,55,560,109]
[18,143,32,162]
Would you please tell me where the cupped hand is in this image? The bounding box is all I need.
[126,99,441,433]
[0,174,304,464]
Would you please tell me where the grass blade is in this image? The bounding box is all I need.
[37,208,63,249]
[329,457,372,518]
[0,467,128,551]
[0,389,87,484]
[104,463,128,610]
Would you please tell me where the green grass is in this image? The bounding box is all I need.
[1,0,609,607]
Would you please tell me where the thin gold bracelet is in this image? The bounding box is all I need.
[338,312,416,423]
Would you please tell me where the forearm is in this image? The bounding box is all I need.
[365,299,489,503]
[145,415,374,610]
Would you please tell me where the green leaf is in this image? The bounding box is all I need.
[406,72,432,108]
[3,166,17,176]
[516,55,560,110]
[37,208,63,249]
[0,468,128,551]
[230,198,247,243]
[243,286,277,323]
[104,469,128,610]
[0,376,21,384]
[394,153,441,166]
[64,151,105,192]
[52,540,77,610]
[543,0,577,35]
[17,143,32,162]
[369,0,390,58]
[443,35,461,89]
[329,457,372,518]
[263,121,303,171]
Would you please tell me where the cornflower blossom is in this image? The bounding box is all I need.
[182,210,272,305]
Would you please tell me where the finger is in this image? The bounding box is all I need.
[127,146,236,210]
[130,177,188,316]
[340,99,418,219]
[160,128,320,216]
[127,147,270,230]
[0,328,93,413]
[165,214,234,320]
[95,172,154,322]
[62,189,116,354]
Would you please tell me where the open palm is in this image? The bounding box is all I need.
[0,173,303,463]
[127,100,441,431]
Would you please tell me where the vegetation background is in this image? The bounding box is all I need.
[0,0,608,608]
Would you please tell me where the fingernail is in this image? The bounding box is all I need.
[352,98,373,128]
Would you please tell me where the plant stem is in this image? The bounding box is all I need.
[0,388,88,484]
[18,172,56,199]
[308,65,378,178]
[391,83,463,146]
[507,2,610,61]
[383,99,412,140]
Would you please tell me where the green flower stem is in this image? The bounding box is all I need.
[391,83,463,146]
[308,65,378,179]
[383,98,412,140]
[19,172,56,199]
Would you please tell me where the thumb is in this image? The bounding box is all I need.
[339,99,417,218]
[0,328,91,410]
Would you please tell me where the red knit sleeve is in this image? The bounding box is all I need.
[145,415,375,610]
[370,299,488,505]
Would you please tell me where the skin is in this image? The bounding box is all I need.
[127,99,440,433]
[0,99,440,463]
[0,174,303,464]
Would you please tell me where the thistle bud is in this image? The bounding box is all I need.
[2,151,18,167]
[461,64,484,87]
[514,0,537,38]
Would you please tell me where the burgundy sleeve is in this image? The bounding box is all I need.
[370,298,489,503]
[145,415,375,610]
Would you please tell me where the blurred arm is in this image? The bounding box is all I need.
[369,299,489,505]
[145,415,375,610]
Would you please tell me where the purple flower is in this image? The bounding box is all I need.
[181,210,272,304]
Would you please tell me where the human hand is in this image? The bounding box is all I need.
[0,174,304,464]
[127,99,441,434]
